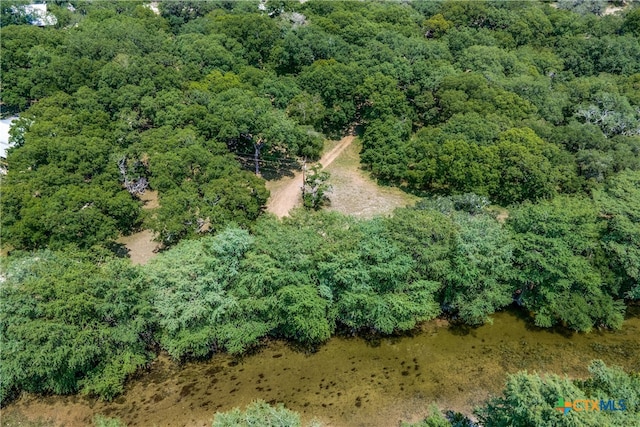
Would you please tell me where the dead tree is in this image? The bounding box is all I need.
[118,156,149,195]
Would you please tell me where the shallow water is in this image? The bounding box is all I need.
[7,307,640,427]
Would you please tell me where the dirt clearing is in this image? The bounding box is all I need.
[266,136,417,218]
[116,190,160,265]
[265,135,355,217]
[324,138,418,218]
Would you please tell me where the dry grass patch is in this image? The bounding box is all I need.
[324,138,419,218]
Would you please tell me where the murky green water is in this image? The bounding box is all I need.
[6,307,640,427]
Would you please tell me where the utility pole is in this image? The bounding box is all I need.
[301,157,307,199]
[253,136,264,177]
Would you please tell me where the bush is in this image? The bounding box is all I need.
[0,252,154,404]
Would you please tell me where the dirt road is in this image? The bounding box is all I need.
[266,135,355,217]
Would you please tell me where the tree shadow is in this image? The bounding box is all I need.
[236,156,302,181]
[447,321,478,337]
[330,324,422,348]
[506,304,576,338]
[105,241,130,258]
[625,302,640,320]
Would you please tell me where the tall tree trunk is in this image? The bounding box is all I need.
[254,138,264,176]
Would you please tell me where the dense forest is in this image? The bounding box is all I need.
[1,0,639,423]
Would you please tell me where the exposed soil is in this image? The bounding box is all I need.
[115,190,160,265]
[266,135,355,217]
[324,138,418,218]
[139,190,160,210]
[603,5,625,15]
[116,229,159,266]
[494,208,509,224]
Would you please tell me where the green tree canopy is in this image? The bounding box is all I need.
[0,251,154,403]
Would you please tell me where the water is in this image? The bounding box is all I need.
[6,307,640,427]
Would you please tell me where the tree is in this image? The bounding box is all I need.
[0,24,67,112]
[476,361,639,427]
[324,219,441,334]
[203,87,322,174]
[204,12,280,67]
[456,45,520,78]
[384,204,457,282]
[270,25,346,74]
[355,72,413,125]
[276,285,332,346]
[361,117,411,184]
[576,92,640,137]
[159,0,219,32]
[145,228,271,359]
[435,73,537,122]
[135,127,269,245]
[622,7,640,37]
[0,252,154,404]
[444,211,514,325]
[302,164,331,210]
[287,91,326,128]
[507,196,625,331]
[423,14,453,39]
[298,59,364,137]
[492,128,568,205]
[594,170,640,299]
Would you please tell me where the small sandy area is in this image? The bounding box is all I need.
[116,190,160,265]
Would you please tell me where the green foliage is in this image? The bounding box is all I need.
[417,193,490,216]
[93,415,127,427]
[3,0,639,251]
[476,361,640,427]
[212,400,301,427]
[302,165,331,210]
[508,196,625,331]
[492,127,565,205]
[393,126,569,205]
[0,252,154,404]
[2,0,640,409]
[580,360,640,415]
[298,59,364,137]
[443,212,514,325]
[383,207,457,282]
[1,91,142,250]
[423,14,453,39]
[276,285,331,346]
[477,371,588,426]
[287,91,326,129]
[137,128,269,244]
[402,406,452,427]
[622,7,640,36]
[594,170,640,299]
[411,196,513,324]
[145,228,267,359]
[240,211,442,337]
[319,218,441,334]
